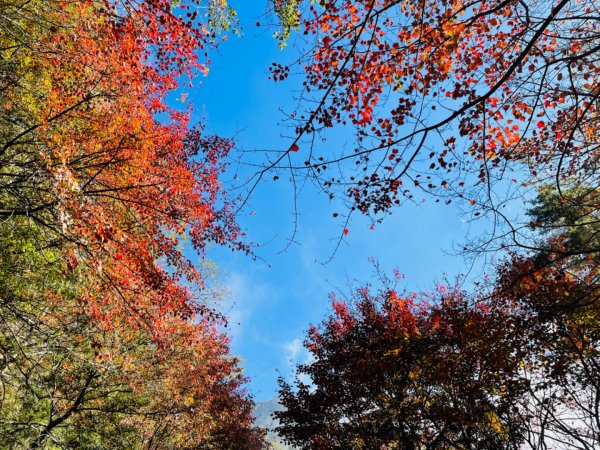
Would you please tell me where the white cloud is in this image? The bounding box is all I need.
[282,337,315,387]
[283,337,304,364]
[218,271,272,342]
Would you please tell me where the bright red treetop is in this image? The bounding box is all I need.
[277,283,531,448]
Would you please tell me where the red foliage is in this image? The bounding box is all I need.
[11,1,246,336]
[271,0,599,216]
[277,284,531,448]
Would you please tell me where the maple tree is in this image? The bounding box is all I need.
[0,0,245,336]
[276,283,531,449]
[276,257,600,449]
[263,0,599,248]
[0,1,269,448]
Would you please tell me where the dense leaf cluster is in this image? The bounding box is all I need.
[277,191,600,449]
[0,1,266,448]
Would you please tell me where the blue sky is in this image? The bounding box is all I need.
[196,1,486,402]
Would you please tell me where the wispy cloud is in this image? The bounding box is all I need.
[219,271,273,342]
[282,337,314,386]
[283,338,304,364]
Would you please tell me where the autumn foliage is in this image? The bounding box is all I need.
[268,7,600,445]
[277,208,600,449]
[269,0,599,234]
[2,0,599,447]
[0,0,266,447]
[1,0,248,334]
[277,250,600,448]
[276,285,530,449]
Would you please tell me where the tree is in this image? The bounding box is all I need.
[0,1,269,447]
[0,217,266,449]
[262,0,599,251]
[265,3,600,446]
[495,201,600,448]
[526,184,600,266]
[276,215,600,449]
[276,284,531,449]
[0,0,244,337]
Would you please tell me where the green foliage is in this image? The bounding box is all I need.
[0,213,266,450]
[528,185,600,263]
[208,1,240,34]
[0,219,140,448]
[272,0,303,48]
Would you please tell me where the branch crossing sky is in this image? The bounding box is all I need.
[200,1,478,401]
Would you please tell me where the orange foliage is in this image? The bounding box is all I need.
[5,1,246,336]
[271,0,599,216]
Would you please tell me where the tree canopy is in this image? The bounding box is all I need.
[277,219,600,448]
[0,1,267,447]
[264,0,599,254]
[1,0,599,448]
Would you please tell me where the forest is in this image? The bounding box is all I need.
[0,0,598,449]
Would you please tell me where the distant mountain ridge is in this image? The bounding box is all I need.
[254,398,295,449]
